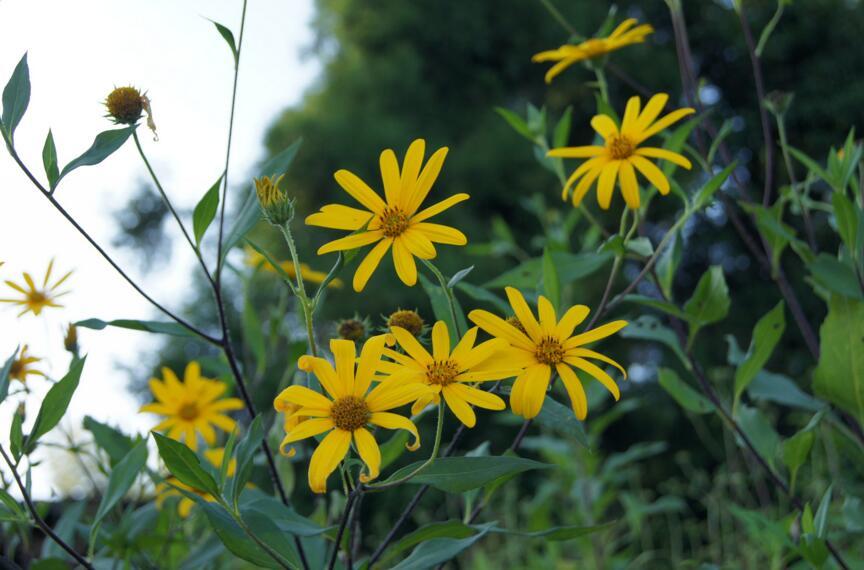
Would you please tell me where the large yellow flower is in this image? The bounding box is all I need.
[8,345,46,383]
[381,321,516,427]
[306,139,469,291]
[140,362,244,451]
[274,336,430,493]
[548,94,695,210]
[532,18,654,83]
[469,287,628,420]
[244,246,343,288]
[1,260,72,317]
[157,447,236,518]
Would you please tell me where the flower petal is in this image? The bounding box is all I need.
[556,364,588,420]
[392,238,417,286]
[330,339,357,394]
[468,309,535,352]
[318,231,383,255]
[369,412,421,450]
[400,229,437,259]
[548,146,605,159]
[555,304,591,340]
[306,204,374,230]
[354,428,381,483]
[635,108,696,143]
[411,193,469,224]
[355,335,389,397]
[334,169,386,213]
[618,159,641,209]
[441,386,477,427]
[380,148,402,205]
[564,357,621,400]
[308,429,352,494]
[431,321,451,361]
[400,139,427,207]
[537,295,558,334]
[390,326,433,365]
[597,160,621,210]
[405,145,448,215]
[564,320,629,348]
[353,238,392,292]
[630,155,671,195]
[447,382,505,411]
[566,348,628,378]
[505,287,543,342]
[411,222,467,245]
[591,114,619,139]
[298,355,345,400]
[635,147,692,170]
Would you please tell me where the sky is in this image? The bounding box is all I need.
[0,0,318,497]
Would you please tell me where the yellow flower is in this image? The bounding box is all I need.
[140,362,244,451]
[274,336,430,493]
[548,93,694,209]
[532,18,654,83]
[156,447,236,517]
[244,246,343,288]
[469,287,628,420]
[381,321,516,427]
[8,345,46,383]
[306,139,469,291]
[1,260,72,317]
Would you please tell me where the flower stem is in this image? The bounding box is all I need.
[420,259,463,337]
[279,223,319,357]
[594,65,610,104]
[366,400,445,490]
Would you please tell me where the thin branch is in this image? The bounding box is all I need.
[329,486,361,570]
[0,444,94,569]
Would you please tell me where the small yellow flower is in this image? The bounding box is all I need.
[274,336,430,493]
[156,447,236,518]
[255,175,294,225]
[8,345,46,383]
[63,323,79,354]
[532,18,654,83]
[381,321,516,427]
[469,287,628,420]
[306,139,469,291]
[387,309,425,337]
[244,246,343,288]
[140,362,244,451]
[548,93,694,209]
[1,260,72,317]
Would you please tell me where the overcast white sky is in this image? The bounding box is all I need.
[0,0,317,496]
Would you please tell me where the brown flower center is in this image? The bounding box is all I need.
[28,291,47,304]
[330,396,370,431]
[535,337,564,365]
[9,360,23,378]
[178,403,199,421]
[379,207,410,238]
[426,360,460,387]
[608,135,635,160]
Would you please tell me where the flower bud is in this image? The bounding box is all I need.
[387,309,424,337]
[105,86,145,125]
[337,318,367,341]
[64,323,79,354]
[255,174,294,225]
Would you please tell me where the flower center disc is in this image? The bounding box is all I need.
[331,396,371,431]
[9,360,22,377]
[379,207,410,238]
[178,402,199,421]
[535,337,564,365]
[608,135,635,160]
[426,360,460,386]
[28,291,47,304]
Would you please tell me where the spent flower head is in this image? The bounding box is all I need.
[337,316,368,341]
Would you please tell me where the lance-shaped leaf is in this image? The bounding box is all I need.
[683,266,730,346]
[813,295,864,424]
[26,357,86,453]
[1,54,30,142]
[54,127,134,188]
[733,301,785,409]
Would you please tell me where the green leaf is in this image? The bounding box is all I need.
[152,432,219,497]
[26,357,86,452]
[748,371,824,412]
[693,162,735,210]
[454,282,509,313]
[242,295,266,375]
[808,254,864,300]
[0,346,18,404]
[782,428,815,493]
[789,146,832,189]
[382,456,550,493]
[380,430,411,470]
[419,273,468,337]
[532,395,590,447]
[619,315,688,368]
[553,106,572,148]
[83,416,136,466]
[683,266,730,345]
[622,294,687,320]
[212,22,238,62]
[93,441,148,526]
[193,176,222,247]
[657,368,714,414]
[383,520,475,565]
[221,139,302,262]
[736,404,780,468]
[56,127,134,187]
[733,302,785,408]
[625,237,654,257]
[813,295,864,424]
[485,251,611,289]
[10,406,24,461]
[832,192,859,257]
[42,130,59,189]
[196,501,282,568]
[392,523,493,570]
[75,318,198,338]
[447,266,474,289]
[541,248,560,311]
[231,415,265,506]
[655,231,682,301]
[494,107,533,141]
[814,484,833,538]
[41,502,85,559]
[240,509,303,568]
[241,493,328,537]
[1,54,30,142]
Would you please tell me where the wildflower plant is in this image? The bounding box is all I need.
[0,1,861,569]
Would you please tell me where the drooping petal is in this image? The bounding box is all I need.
[618,159,641,209]
[369,412,421,450]
[275,385,331,414]
[629,155,671,195]
[441,386,477,427]
[306,204,374,230]
[334,169,386,213]
[597,161,621,210]
[281,418,334,445]
[392,238,417,286]
[353,238,392,292]
[570,161,605,206]
[565,356,621,400]
[400,228,437,259]
[308,429,352,494]
[318,231,383,255]
[556,364,588,420]
[354,428,382,483]
[521,364,551,419]
[544,56,581,83]
[566,348,628,378]
[561,156,606,200]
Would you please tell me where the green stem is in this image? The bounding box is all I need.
[594,66,610,104]
[420,259,463,336]
[224,503,294,570]
[537,0,577,37]
[279,223,319,357]
[774,113,818,251]
[366,400,445,489]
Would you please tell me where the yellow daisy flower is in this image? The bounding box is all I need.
[306,139,469,291]
[140,362,244,451]
[156,447,235,518]
[532,18,654,83]
[381,321,516,427]
[469,287,628,420]
[8,345,46,383]
[244,246,343,288]
[1,260,72,317]
[548,93,695,209]
[274,336,430,493]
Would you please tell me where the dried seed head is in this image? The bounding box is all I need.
[337,318,367,342]
[105,86,145,125]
